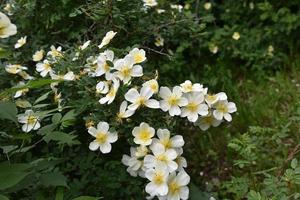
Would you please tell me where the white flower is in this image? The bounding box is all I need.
[4,3,14,16]
[143,79,159,94]
[98,31,117,49]
[155,36,164,47]
[213,100,237,122]
[143,0,158,7]
[36,59,53,77]
[79,40,91,50]
[159,86,188,116]
[174,148,187,171]
[209,44,218,54]
[5,64,27,74]
[205,92,227,107]
[129,48,146,64]
[99,78,120,104]
[14,36,27,49]
[122,147,145,177]
[84,56,98,77]
[14,82,29,98]
[196,113,222,131]
[152,129,184,150]
[18,110,41,133]
[95,50,114,79]
[96,81,109,94]
[32,49,44,62]
[0,12,17,38]
[88,121,118,153]
[47,45,63,59]
[180,80,206,93]
[125,86,160,111]
[181,92,209,122]
[18,71,34,80]
[132,122,155,146]
[144,143,178,173]
[145,166,169,196]
[164,170,190,200]
[117,101,135,119]
[204,2,212,10]
[170,4,183,12]
[232,32,240,40]
[114,55,143,84]
[156,9,166,14]
[50,71,76,81]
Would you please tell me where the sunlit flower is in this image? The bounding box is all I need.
[96,50,114,79]
[98,30,117,49]
[14,36,27,49]
[205,92,227,107]
[125,86,160,111]
[152,129,184,150]
[50,71,76,81]
[114,55,143,84]
[232,32,240,40]
[196,113,222,131]
[143,0,158,7]
[5,64,27,74]
[18,110,41,133]
[99,78,120,104]
[145,166,169,196]
[36,59,53,77]
[159,86,188,116]
[32,49,44,62]
[213,100,237,122]
[14,82,29,98]
[180,80,205,93]
[165,170,190,200]
[155,36,164,47]
[209,44,218,54]
[132,122,155,146]
[117,101,135,120]
[79,40,91,50]
[143,79,159,94]
[181,92,209,122]
[0,12,17,38]
[88,121,118,153]
[129,48,146,64]
[204,2,212,10]
[144,143,178,173]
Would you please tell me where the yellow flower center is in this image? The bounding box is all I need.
[104,62,110,71]
[184,84,193,92]
[121,66,131,77]
[161,139,171,149]
[203,116,214,124]
[27,116,37,125]
[138,129,151,142]
[44,63,51,70]
[107,88,116,97]
[51,50,63,58]
[137,97,146,105]
[134,54,144,63]
[157,154,167,162]
[216,103,228,113]
[153,173,164,185]
[186,102,198,112]
[96,132,107,144]
[206,94,217,102]
[150,82,158,92]
[169,182,180,194]
[167,96,179,106]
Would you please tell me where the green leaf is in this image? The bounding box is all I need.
[0,145,18,154]
[190,184,212,200]
[72,196,101,200]
[0,194,9,200]
[0,162,32,190]
[40,172,68,188]
[55,187,64,200]
[43,131,80,146]
[291,158,298,169]
[52,113,62,124]
[61,110,77,128]
[34,92,51,105]
[0,101,18,124]
[15,100,32,108]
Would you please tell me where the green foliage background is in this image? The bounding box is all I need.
[0,0,300,199]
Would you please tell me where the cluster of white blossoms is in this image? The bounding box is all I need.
[122,123,189,200]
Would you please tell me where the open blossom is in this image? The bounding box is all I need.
[181,92,209,122]
[152,129,184,150]
[32,49,44,62]
[47,45,63,59]
[129,48,146,64]
[144,143,178,173]
[4,3,14,16]
[18,110,41,133]
[88,121,118,154]
[114,55,143,84]
[99,79,120,104]
[125,86,160,111]
[0,12,17,38]
[155,36,164,47]
[213,100,237,122]
[170,4,183,12]
[164,170,190,200]
[174,148,187,171]
[96,50,114,78]
[18,71,34,80]
[96,81,109,94]
[50,71,76,81]
[180,80,206,93]
[145,166,169,197]
[14,82,29,98]
[143,0,158,7]
[196,113,222,131]
[117,101,135,119]
[15,36,27,48]
[132,122,155,146]
[5,64,27,74]
[159,86,188,116]
[36,59,53,77]
[232,32,240,40]
[79,40,91,50]
[143,79,159,94]
[98,31,117,49]
[122,147,144,177]
[205,92,227,106]
[209,44,218,54]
